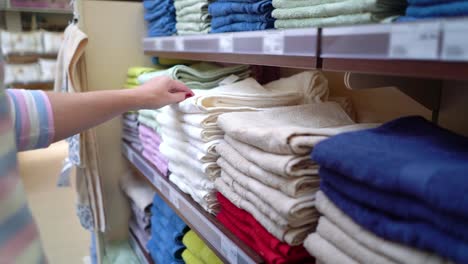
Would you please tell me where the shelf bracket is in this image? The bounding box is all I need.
[344,73,442,123]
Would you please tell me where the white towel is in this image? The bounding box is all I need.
[304,233,359,264]
[168,162,215,191]
[317,217,397,264]
[160,127,220,157]
[218,157,317,224]
[225,135,319,177]
[216,141,319,197]
[120,173,155,213]
[165,105,222,129]
[157,112,224,142]
[214,178,314,245]
[163,133,218,162]
[316,191,453,264]
[218,102,379,155]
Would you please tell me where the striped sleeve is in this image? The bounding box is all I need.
[6,89,55,151]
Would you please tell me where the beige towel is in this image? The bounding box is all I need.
[214,178,314,245]
[120,173,156,212]
[316,191,453,264]
[225,135,319,177]
[217,157,317,224]
[317,217,397,264]
[170,173,219,214]
[218,102,379,155]
[160,127,220,157]
[168,162,215,191]
[304,233,359,264]
[163,133,218,163]
[216,141,319,197]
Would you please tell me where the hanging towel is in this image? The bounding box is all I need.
[208,0,273,16]
[406,1,468,18]
[218,102,373,155]
[321,183,468,264]
[303,233,359,264]
[315,191,451,264]
[224,135,319,177]
[121,173,155,213]
[214,178,314,245]
[182,231,223,264]
[216,141,319,197]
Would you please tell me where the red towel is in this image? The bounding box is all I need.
[216,193,314,264]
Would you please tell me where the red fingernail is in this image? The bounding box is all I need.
[185,93,194,99]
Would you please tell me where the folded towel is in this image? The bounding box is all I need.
[304,233,358,264]
[211,21,274,33]
[321,167,468,243]
[142,150,169,176]
[208,0,273,16]
[139,125,162,146]
[123,113,138,121]
[216,141,319,197]
[163,134,218,163]
[406,1,468,17]
[272,0,344,9]
[138,115,160,133]
[214,177,314,245]
[176,13,211,23]
[121,173,155,213]
[407,0,454,5]
[211,13,274,28]
[181,250,204,264]
[176,22,211,33]
[322,183,468,263]
[182,231,223,264]
[127,67,160,78]
[177,2,209,17]
[160,127,221,157]
[218,102,367,156]
[145,4,176,22]
[178,112,222,129]
[216,193,314,264]
[123,118,139,129]
[315,191,451,264]
[144,0,172,13]
[274,13,377,28]
[175,0,210,11]
[312,116,468,221]
[130,202,151,229]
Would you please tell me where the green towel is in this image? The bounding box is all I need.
[175,0,209,12]
[182,250,205,264]
[272,0,406,20]
[177,2,209,17]
[177,29,211,35]
[275,13,375,28]
[182,230,223,264]
[176,22,211,32]
[126,77,139,86]
[138,109,160,119]
[158,58,196,66]
[177,13,211,23]
[127,67,162,78]
[102,241,140,264]
[138,115,160,132]
[273,0,345,9]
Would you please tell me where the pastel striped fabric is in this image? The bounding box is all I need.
[0,88,54,264]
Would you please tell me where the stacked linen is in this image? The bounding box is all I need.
[121,173,155,252]
[181,230,223,264]
[215,101,378,247]
[122,112,142,152]
[144,0,177,37]
[400,0,468,21]
[208,0,275,33]
[272,0,407,29]
[175,0,211,35]
[147,194,189,264]
[308,116,467,263]
[217,193,314,263]
[138,62,251,90]
[125,67,161,89]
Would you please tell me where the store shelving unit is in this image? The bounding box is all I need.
[1,7,72,14]
[129,230,155,264]
[5,53,57,64]
[122,142,265,264]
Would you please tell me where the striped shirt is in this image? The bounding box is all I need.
[0,88,54,264]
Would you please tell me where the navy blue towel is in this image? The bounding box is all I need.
[208,0,272,16]
[211,21,274,33]
[321,183,468,263]
[312,116,468,221]
[407,1,468,17]
[211,13,274,29]
[407,0,466,6]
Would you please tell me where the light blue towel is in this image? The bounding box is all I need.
[208,0,273,16]
[211,21,274,33]
[143,0,172,12]
[145,4,175,21]
[211,13,274,28]
[407,1,468,17]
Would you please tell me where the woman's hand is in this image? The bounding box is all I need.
[132,76,194,109]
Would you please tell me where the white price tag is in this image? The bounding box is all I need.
[154,39,162,50]
[263,31,284,55]
[175,38,184,51]
[221,236,238,264]
[219,34,234,53]
[389,22,441,60]
[153,176,162,191]
[169,188,180,209]
[442,20,468,61]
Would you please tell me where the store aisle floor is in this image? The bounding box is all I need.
[18,141,90,264]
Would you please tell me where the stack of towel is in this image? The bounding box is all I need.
[122,113,142,152]
[175,0,211,35]
[399,0,468,21]
[181,230,223,264]
[138,109,169,176]
[138,62,251,90]
[144,0,177,37]
[147,194,190,264]
[306,116,467,264]
[217,193,314,263]
[125,67,160,89]
[208,0,275,33]
[121,173,155,252]
[272,0,407,29]
[214,101,377,247]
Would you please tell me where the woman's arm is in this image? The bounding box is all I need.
[49,76,192,142]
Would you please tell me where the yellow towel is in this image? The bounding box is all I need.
[182,230,223,264]
[182,249,205,264]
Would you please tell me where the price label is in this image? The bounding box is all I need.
[221,236,238,264]
[153,176,162,191]
[169,188,180,209]
[442,20,468,61]
[175,38,184,51]
[389,22,441,60]
[153,39,162,50]
[263,31,284,55]
[219,34,234,53]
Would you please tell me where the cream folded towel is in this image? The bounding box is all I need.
[120,173,155,213]
[214,178,314,245]
[225,135,319,177]
[218,157,317,224]
[304,233,359,264]
[166,106,221,129]
[316,191,453,264]
[216,141,319,197]
[218,102,379,155]
[163,133,218,162]
[168,162,215,191]
[317,217,397,264]
[160,127,220,157]
[157,112,224,142]
[170,173,219,214]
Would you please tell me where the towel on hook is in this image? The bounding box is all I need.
[216,141,319,197]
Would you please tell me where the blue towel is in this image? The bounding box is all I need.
[407,1,468,17]
[320,167,468,242]
[312,116,468,221]
[321,183,468,264]
[208,0,273,16]
[144,4,175,21]
[407,0,465,6]
[211,13,274,28]
[211,21,274,33]
[143,0,172,12]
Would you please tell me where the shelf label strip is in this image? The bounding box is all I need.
[442,20,468,61]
